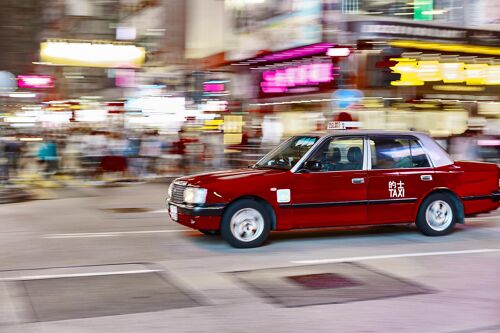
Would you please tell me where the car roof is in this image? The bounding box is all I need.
[297,130,454,167]
[301,130,430,138]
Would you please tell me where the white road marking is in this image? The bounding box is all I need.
[42,229,187,238]
[291,248,500,265]
[0,269,162,281]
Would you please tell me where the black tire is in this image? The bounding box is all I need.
[199,229,220,236]
[416,193,457,236]
[220,199,271,248]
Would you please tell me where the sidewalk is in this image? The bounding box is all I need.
[0,186,31,204]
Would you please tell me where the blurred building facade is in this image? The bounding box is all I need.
[38,0,121,99]
[0,0,43,75]
[0,0,499,176]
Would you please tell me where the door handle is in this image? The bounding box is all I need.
[420,175,433,181]
[352,178,365,184]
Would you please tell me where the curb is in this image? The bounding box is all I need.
[0,188,32,204]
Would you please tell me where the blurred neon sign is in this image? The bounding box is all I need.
[203,83,225,93]
[17,75,54,89]
[260,62,333,93]
[390,58,500,86]
[40,40,145,68]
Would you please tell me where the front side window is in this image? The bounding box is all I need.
[256,136,319,170]
[306,137,364,172]
[370,137,430,169]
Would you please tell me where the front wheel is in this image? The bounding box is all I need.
[416,193,457,236]
[221,199,271,248]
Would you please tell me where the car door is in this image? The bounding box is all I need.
[367,136,435,224]
[289,136,368,228]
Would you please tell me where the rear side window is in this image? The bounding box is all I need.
[410,140,431,168]
[370,137,430,169]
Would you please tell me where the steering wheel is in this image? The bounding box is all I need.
[270,154,290,167]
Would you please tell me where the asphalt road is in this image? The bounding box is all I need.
[1,183,499,333]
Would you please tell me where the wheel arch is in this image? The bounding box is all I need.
[222,195,277,230]
[418,188,464,224]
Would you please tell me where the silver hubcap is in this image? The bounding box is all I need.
[230,208,264,242]
[426,200,453,231]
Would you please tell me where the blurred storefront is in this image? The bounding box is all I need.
[228,42,354,136]
[342,16,500,137]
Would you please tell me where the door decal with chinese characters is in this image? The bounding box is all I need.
[388,181,405,198]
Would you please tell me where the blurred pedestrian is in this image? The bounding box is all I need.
[139,131,162,177]
[450,129,481,161]
[81,131,106,179]
[0,139,8,183]
[37,137,59,177]
[100,132,128,178]
[5,138,22,177]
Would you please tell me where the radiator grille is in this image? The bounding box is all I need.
[171,183,186,203]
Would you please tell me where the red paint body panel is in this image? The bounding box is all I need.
[168,135,499,233]
[368,167,438,223]
[177,168,294,230]
[290,170,367,228]
[367,169,405,223]
[451,161,500,215]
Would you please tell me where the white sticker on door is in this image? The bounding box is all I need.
[276,189,291,203]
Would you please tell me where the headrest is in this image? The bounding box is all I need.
[347,147,362,163]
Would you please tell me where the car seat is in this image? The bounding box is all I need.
[319,147,342,171]
[344,146,362,170]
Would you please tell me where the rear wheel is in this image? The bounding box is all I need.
[416,193,457,236]
[221,199,271,248]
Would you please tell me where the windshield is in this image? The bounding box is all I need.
[255,136,319,170]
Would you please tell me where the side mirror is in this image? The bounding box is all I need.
[304,160,322,171]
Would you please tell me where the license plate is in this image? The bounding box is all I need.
[169,205,178,221]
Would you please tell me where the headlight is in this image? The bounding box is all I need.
[184,187,207,204]
[167,183,174,199]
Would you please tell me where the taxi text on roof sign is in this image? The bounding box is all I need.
[327,121,346,130]
[327,121,361,130]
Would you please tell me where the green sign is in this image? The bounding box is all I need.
[414,0,433,21]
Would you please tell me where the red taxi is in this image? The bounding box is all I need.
[167,130,500,248]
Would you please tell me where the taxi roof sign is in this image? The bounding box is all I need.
[327,121,346,130]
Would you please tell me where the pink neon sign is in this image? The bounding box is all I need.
[260,62,333,93]
[17,75,54,89]
[203,83,225,93]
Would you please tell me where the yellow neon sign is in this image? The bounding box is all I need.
[441,62,465,83]
[389,40,500,56]
[390,58,423,86]
[390,59,500,86]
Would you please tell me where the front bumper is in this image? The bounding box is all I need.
[167,200,225,216]
[166,199,225,230]
[493,191,500,202]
